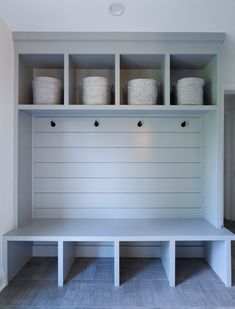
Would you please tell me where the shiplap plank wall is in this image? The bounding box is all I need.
[33,117,202,218]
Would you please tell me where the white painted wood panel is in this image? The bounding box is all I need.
[18,111,33,226]
[205,240,232,287]
[35,178,201,193]
[161,240,175,287]
[34,117,202,133]
[34,208,202,219]
[61,241,76,286]
[35,193,202,209]
[35,132,202,148]
[35,147,202,163]
[114,241,120,287]
[35,162,202,178]
[203,112,218,226]
[33,116,202,219]
[5,218,233,239]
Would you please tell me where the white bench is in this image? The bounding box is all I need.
[3,218,234,287]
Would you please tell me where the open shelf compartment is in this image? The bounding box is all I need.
[18,54,64,105]
[69,54,115,105]
[120,54,165,106]
[170,54,217,106]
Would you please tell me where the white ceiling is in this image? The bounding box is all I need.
[0,0,235,33]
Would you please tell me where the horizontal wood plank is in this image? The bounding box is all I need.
[35,162,202,178]
[35,132,201,148]
[35,147,202,163]
[34,208,202,219]
[35,178,201,193]
[35,192,202,209]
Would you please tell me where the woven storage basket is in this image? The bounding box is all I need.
[176,77,205,105]
[127,78,158,105]
[33,76,62,105]
[82,76,112,105]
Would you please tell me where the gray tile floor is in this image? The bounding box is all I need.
[1,256,235,309]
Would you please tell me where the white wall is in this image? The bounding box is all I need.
[0,19,14,290]
[0,0,234,34]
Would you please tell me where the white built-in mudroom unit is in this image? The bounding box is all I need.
[2,32,234,288]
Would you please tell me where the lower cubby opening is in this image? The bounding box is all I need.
[176,258,218,284]
[64,257,114,283]
[175,240,231,286]
[57,241,118,287]
[11,256,58,281]
[4,241,59,285]
[119,241,175,286]
[120,257,167,284]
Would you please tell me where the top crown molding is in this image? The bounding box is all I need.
[13,31,226,43]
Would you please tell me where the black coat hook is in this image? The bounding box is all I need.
[94,120,99,127]
[137,121,143,128]
[181,121,186,128]
[50,120,56,127]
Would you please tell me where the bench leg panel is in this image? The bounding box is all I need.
[114,240,120,287]
[58,241,76,287]
[205,240,231,287]
[161,240,175,287]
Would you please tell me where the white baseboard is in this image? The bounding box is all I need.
[33,242,204,258]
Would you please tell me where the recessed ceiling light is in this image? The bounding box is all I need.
[109,3,125,16]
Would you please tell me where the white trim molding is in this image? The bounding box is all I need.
[0,268,6,292]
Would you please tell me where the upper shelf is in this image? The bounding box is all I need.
[17,104,217,117]
[17,52,218,109]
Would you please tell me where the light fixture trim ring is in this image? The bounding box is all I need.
[109,2,125,16]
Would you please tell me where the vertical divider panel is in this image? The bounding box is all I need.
[58,240,63,287]
[161,240,175,287]
[58,240,76,287]
[32,116,35,219]
[203,111,218,226]
[164,54,170,107]
[14,52,19,227]
[2,238,8,285]
[114,240,120,287]
[63,241,76,283]
[3,240,32,284]
[18,111,33,226]
[64,53,69,106]
[115,53,120,106]
[204,240,232,287]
